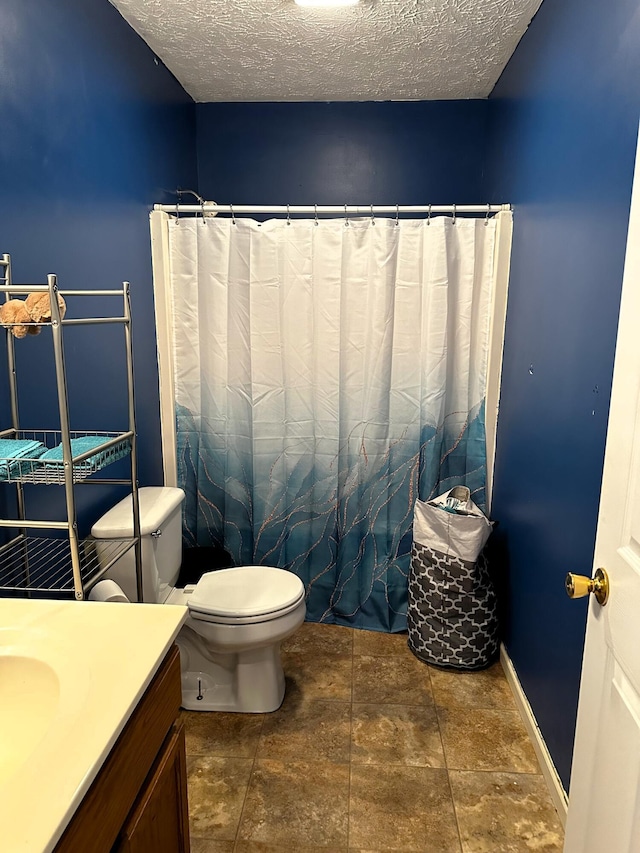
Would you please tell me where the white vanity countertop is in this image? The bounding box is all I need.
[0,597,188,853]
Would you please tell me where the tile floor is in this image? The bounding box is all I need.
[182,623,564,853]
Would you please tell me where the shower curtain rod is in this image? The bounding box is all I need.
[153,203,511,216]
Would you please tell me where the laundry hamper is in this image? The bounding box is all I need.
[407,486,498,670]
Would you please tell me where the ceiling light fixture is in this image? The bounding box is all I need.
[295,0,359,7]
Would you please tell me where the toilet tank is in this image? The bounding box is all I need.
[91,486,185,603]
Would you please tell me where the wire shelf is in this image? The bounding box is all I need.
[1,257,140,601]
[0,535,136,597]
[0,430,131,484]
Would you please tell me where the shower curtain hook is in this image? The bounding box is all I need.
[427,204,432,225]
[395,204,400,226]
[175,189,181,226]
[314,203,319,226]
[344,204,349,227]
[201,200,207,226]
[287,204,291,226]
[370,204,375,226]
[230,203,236,226]
[485,203,491,226]
[452,203,457,225]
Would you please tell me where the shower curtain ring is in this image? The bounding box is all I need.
[287,204,291,226]
[314,203,319,226]
[230,203,236,225]
[201,201,207,226]
[452,203,457,225]
[427,204,432,225]
[485,202,491,225]
[395,204,400,226]
[370,204,375,226]
[344,204,349,227]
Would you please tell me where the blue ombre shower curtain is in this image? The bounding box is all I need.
[167,215,497,632]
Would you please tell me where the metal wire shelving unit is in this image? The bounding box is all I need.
[0,253,142,601]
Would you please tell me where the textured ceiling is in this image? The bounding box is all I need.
[108,0,543,102]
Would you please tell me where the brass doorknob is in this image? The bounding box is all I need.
[565,567,610,606]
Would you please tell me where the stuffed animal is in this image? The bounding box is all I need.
[0,299,38,339]
[0,290,66,339]
[25,291,66,323]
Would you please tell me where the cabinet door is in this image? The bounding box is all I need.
[115,723,190,853]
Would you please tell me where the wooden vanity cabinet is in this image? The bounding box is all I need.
[114,722,189,853]
[54,644,190,853]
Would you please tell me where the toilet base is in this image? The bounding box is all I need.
[177,632,287,713]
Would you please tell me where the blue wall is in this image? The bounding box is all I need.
[3,0,637,794]
[196,101,489,205]
[0,0,196,532]
[486,0,640,789]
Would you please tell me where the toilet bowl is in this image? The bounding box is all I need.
[91,487,306,713]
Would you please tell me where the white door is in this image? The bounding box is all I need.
[563,126,640,852]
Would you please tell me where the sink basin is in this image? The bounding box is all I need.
[0,627,82,791]
[0,654,60,786]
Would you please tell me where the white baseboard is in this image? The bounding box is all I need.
[500,643,569,826]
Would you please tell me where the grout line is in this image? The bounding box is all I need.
[425,664,448,771]
[444,767,554,777]
[425,666,465,852]
[232,711,266,852]
[426,666,461,850]
[446,770,466,853]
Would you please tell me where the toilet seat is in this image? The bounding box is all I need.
[187,566,306,625]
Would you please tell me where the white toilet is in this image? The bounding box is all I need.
[90,486,306,713]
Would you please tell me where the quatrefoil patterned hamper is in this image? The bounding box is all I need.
[407,486,499,670]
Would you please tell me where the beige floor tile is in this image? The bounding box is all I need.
[449,770,564,852]
[438,708,539,773]
[236,844,347,852]
[181,709,264,758]
[351,703,445,768]
[238,759,350,847]
[282,651,353,702]
[258,699,351,763]
[185,625,553,853]
[349,765,461,852]
[282,620,353,657]
[353,629,409,657]
[353,654,432,705]
[190,840,236,852]
[187,755,253,840]
[429,663,516,711]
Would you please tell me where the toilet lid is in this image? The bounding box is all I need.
[188,566,305,619]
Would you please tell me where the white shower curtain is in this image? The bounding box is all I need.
[166,215,497,631]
